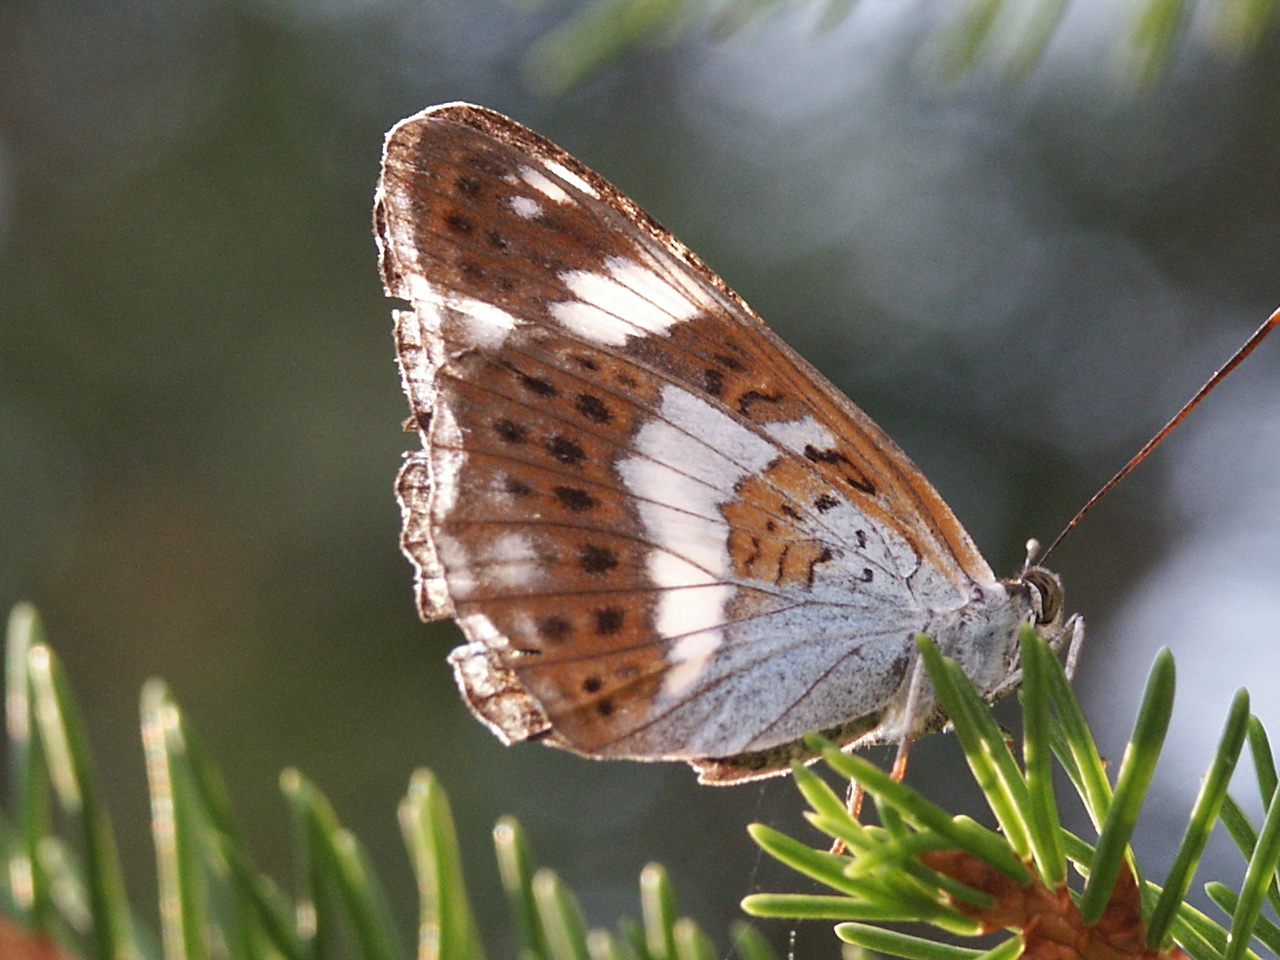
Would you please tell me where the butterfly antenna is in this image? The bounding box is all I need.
[1021,538,1041,574]
[1037,305,1280,565]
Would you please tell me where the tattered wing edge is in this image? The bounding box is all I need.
[395,450,453,621]
[447,641,554,744]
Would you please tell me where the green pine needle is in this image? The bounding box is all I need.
[746,633,1278,959]
[521,0,1280,92]
[4,606,1280,960]
[1079,647,1174,923]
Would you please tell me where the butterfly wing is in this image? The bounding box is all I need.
[376,103,1004,781]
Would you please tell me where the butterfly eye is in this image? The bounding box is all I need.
[1020,567,1064,626]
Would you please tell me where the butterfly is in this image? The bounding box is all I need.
[373,102,1083,784]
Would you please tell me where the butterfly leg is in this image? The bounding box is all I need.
[988,611,1086,702]
[831,786,860,853]
[1057,614,1085,681]
[843,780,866,820]
[890,648,929,776]
[832,651,926,853]
[840,730,917,823]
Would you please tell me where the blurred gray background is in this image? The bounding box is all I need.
[2,0,1279,954]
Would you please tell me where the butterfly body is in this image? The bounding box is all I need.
[375,103,1076,783]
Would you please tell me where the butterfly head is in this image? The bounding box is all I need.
[1007,565,1065,638]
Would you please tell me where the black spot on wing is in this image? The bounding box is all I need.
[704,368,725,396]
[505,477,534,497]
[547,435,586,465]
[494,419,527,443]
[806,546,835,586]
[575,393,611,423]
[444,212,475,234]
[503,361,559,397]
[454,174,482,198]
[580,544,618,573]
[713,353,742,370]
[803,444,846,464]
[803,444,877,495]
[553,486,597,511]
[738,390,784,415]
[538,616,572,642]
[595,607,624,635]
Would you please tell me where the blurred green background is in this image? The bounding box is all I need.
[3,0,1280,953]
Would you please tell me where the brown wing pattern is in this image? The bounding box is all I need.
[375,103,998,772]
